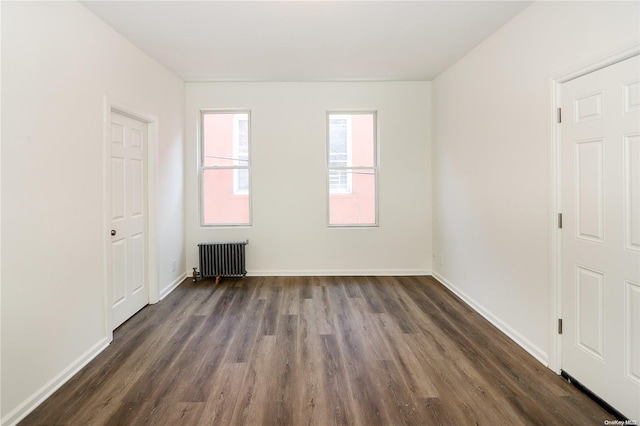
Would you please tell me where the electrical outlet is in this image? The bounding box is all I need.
[171,260,177,272]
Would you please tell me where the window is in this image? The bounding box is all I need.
[327,112,377,226]
[201,111,251,226]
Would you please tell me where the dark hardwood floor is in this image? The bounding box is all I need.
[21,276,611,425]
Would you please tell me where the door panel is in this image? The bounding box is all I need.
[561,55,640,420]
[131,158,144,217]
[111,157,126,221]
[109,111,148,329]
[576,265,604,359]
[111,238,126,305]
[624,80,640,112]
[132,232,145,294]
[575,138,604,242]
[626,133,640,251]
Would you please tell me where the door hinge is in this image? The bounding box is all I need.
[557,107,562,123]
[558,318,563,334]
[558,213,563,229]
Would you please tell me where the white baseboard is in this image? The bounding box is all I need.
[159,272,188,300]
[3,273,188,426]
[246,269,432,277]
[432,271,549,367]
[2,336,111,426]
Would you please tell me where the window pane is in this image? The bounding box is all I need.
[329,117,349,167]
[234,168,249,194]
[235,118,249,165]
[328,113,375,168]
[329,169,351,193]
[329,168,376,225]
[202,168,250,225]
[350,114,375,167]
[203,112,249,166]
[328,116,351,193]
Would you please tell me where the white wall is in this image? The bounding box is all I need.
[186,82,431,276]
[1,2,185,424]
[432,1,639,365]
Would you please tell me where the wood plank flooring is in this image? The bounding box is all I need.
[20,276,611,425]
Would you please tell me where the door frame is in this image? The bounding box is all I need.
[103,97,159,341]
[548,43,640,373]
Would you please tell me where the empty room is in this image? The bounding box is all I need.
[2,1,639,425]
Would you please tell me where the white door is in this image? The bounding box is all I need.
[561,55,640,420]
[109,110,148,330]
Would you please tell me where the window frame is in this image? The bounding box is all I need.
[326,110,379,228]
[199,109,252,227]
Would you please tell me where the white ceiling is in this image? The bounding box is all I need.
[81,1,533,82]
